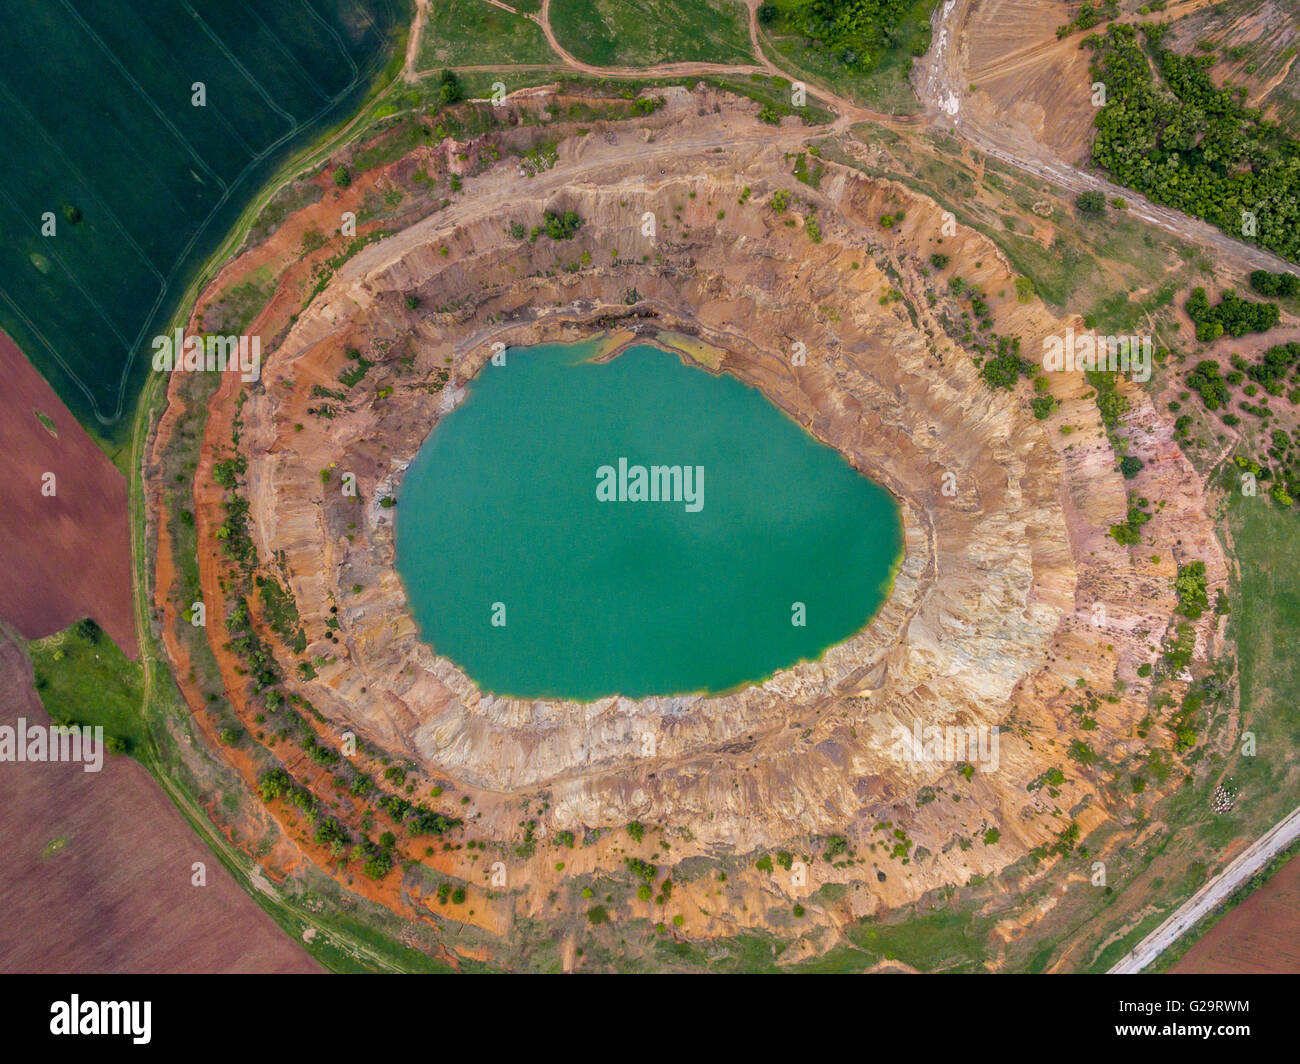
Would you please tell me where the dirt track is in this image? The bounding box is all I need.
[0,331,137,658]
[914,0,1299,276]
[405,0,1298,277]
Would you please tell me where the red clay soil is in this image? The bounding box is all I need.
[0,331,137,659]
[146,199,470,949]
[0,625,319,973]
[1172,852,1300,974]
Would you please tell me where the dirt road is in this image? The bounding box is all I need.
[1108,803,1300,973]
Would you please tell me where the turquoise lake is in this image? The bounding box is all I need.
[394,340,904,701]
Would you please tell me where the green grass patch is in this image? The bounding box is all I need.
[843,908,992,971]
[550,0,753,67]
[417,0,555,68]
[29,620,147,757]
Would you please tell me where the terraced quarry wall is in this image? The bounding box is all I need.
[142,88,1231,965]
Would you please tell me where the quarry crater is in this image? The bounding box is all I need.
[229,151,1093,857]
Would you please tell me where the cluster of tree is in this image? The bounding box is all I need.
[1249,270,1300,298]
[374,790,462,837]
[226,596,282,691]
[759,0,930,73]
[1185,287,1279,342]
[409,808,461,836]
[435,881,468,905]
[212,455,247,490]
[1087,369,1130,429]
[313,815,349,856]
[1109,501,1152,544]
[1244,341,1300,391]
[979,335,1036,390]
[1031,377,1058,420]
[258,766,294,802]
[360,838,394,880]
[1088,24,1300,264]
[1056,0,1118,38]
[1186,359,1230,409]
[303,734,339,767]
[1174,560,1209,619]
[1120,454,1144,478]
[541,209,582,240]
[625,856,656,883]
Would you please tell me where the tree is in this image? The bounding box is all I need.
[1119,455,1144,478]
[333,165,351,188]
[757,3,777,23]
[1075,190,1107,214]
[73,617,101,644]
[258,767,294,802]
[437,70,463,105]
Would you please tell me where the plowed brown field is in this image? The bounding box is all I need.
[1173,852,1300,973]
[0,331,136,658]
[0,626,319,973]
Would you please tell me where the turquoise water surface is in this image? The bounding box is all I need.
[394,341,903,700]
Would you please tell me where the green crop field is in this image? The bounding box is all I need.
[0,0,407,441]
[549,0,753,67]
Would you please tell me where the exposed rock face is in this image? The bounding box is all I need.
[224,131,1224,903]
